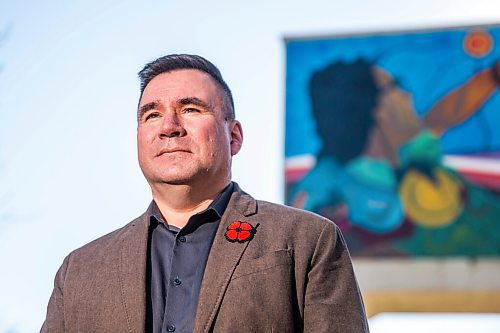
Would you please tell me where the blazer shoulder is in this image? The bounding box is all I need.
[257,200,335,226]
[254,199,338,234]
[231,184,336,234]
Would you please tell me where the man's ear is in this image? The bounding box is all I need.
[229,120,243,156]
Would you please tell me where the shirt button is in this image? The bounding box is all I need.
[167,324,176,332]
[178,236,186,243]
[173,277,182,286]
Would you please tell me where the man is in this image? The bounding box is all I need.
[42,54,369,332]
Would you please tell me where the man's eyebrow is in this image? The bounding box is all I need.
[177,97,212,110]
[138,101,160,119]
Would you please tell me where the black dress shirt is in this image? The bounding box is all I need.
[146,183,233,333]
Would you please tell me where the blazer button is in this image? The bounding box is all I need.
[167,324,176,332]
[173,277,182,286]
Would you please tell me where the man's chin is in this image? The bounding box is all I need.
[143,167,220,188]
[150,173,205,186]
[148,175,194,186]
[160,179,193,186]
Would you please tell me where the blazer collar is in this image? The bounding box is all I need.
[193,182,258,333]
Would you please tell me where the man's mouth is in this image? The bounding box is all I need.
[157,148,190,156]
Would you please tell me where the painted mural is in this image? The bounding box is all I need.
[285,25,500,257]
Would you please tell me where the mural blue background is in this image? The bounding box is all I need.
[285,25,500,158]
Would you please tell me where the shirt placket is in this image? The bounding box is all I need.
[162,231,191,333]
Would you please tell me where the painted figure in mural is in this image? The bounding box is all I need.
[289,59,500,256]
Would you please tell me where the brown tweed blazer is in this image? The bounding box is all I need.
[41,183,369,332]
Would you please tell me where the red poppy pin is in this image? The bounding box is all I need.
[225,221,257,243]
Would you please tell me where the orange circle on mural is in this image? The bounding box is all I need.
[463,30,493,58]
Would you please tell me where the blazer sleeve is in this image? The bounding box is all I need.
[41,255,69,333]
[303,223,370,332]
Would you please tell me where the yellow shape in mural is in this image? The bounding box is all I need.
[399,169,464,228]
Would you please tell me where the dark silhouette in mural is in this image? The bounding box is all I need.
[288,58,500,256]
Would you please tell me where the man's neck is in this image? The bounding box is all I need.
[151,181,230,229]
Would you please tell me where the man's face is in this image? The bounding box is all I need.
[137,69,242,188]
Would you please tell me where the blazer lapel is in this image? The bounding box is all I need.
[119,211,150,333]
[193,184,258,333]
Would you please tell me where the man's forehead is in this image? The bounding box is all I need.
[140,69,221,105]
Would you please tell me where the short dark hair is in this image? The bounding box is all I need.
[310,59,379,164]
[138,54,235,119]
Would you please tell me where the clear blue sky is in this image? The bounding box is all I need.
[1,0,499,331]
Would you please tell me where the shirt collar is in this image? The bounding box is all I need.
[148,182,234,228]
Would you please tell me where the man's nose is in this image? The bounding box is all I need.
[159,112,186,138]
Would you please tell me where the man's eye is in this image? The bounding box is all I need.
[183,108,201,114]
[145,112,161,120]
